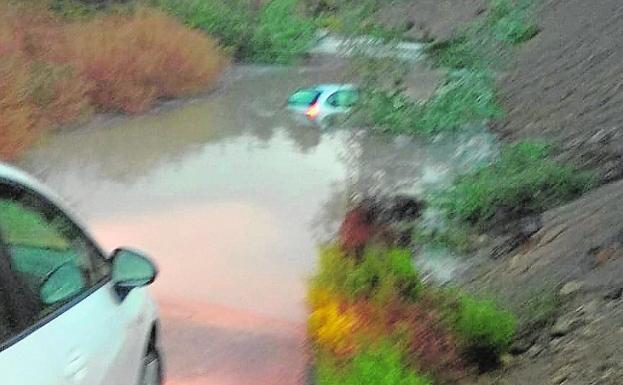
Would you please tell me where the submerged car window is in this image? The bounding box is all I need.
[0,183,109,322]
[327,90,358,108]
[288,89,320,106]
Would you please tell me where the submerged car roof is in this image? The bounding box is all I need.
[305,84,357,93]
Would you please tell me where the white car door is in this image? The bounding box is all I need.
[0,181,152,385]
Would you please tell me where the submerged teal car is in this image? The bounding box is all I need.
[287,84,359,126]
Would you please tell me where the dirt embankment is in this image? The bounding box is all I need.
[376,1,623,384]
[376,0,486,41]
[469,179,623,385]
[380,0,623,183]
[495,0,623,183]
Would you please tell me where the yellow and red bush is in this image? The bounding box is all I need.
[308,287,360,356]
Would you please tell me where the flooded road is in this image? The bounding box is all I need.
[18,64,496,384]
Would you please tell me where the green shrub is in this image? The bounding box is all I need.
[453,295,517,356]
[365,69,502,135]
[154,0,315,63]
[313,244,354,295]
[488,0,539,44]
[426,0,538,70]
[345,247,422,303]
[152,0,255,58]
[413,70,503,133]
[313,245,422,304]
[316,343,433,385]
[251,0,316,63]
[439,141,595,226]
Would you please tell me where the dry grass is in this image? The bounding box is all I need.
[64,8,227,113]
[0,3,227,159]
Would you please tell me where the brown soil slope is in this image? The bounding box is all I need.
[468,178,623,385]
[380,0,623,182]
[495,0,623,182]
[377,0,486,41]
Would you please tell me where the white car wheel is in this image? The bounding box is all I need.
[141,349,162,385]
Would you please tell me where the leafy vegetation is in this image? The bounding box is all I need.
[363,69,502,135]
[359,0,539,134]
[0,2,226,159]
[487,0,539,44]
[65,8,226,113]
[309,0,404,39]
[153,0,315,63]
[316,343,432,385]
[309,242,517,383]
[312,245,422,304]
[427,0,538,70]
[453,295,517,357]
[438,141,595,226]
[250,0,316,63]
[308,292,359,355]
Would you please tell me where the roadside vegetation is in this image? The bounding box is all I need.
[305,0,405,38]
[152,0,316,63]
[308,1,598,381]
[308,244,517,384]
[0,0,226,160]
[438,141,595,228]
[357,0,539,135]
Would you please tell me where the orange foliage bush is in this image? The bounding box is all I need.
[0,3,226,159]
[64,8,227,113]
[0,56,39,160]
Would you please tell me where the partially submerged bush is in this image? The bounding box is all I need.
[0,2,226,159]
[0,51,89,159]
[65,8,226,113]
[413,70,502,133]
[439,141,595,226]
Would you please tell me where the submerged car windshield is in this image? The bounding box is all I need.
[287,89,321,106]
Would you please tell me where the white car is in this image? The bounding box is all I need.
[286,84,359,126]
[0,164,163,385]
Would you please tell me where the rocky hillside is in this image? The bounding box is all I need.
[376,1,623,384]
[379,0,622,183]
[467,178,623,385]
[495,0,623,183]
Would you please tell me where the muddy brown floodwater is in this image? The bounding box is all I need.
[17,63,497,385]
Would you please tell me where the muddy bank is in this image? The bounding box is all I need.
[494,0,623,183]
[463,178,623,385]
[378,0,623,183]
[367,1,623,383]
[373,0,487,41]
